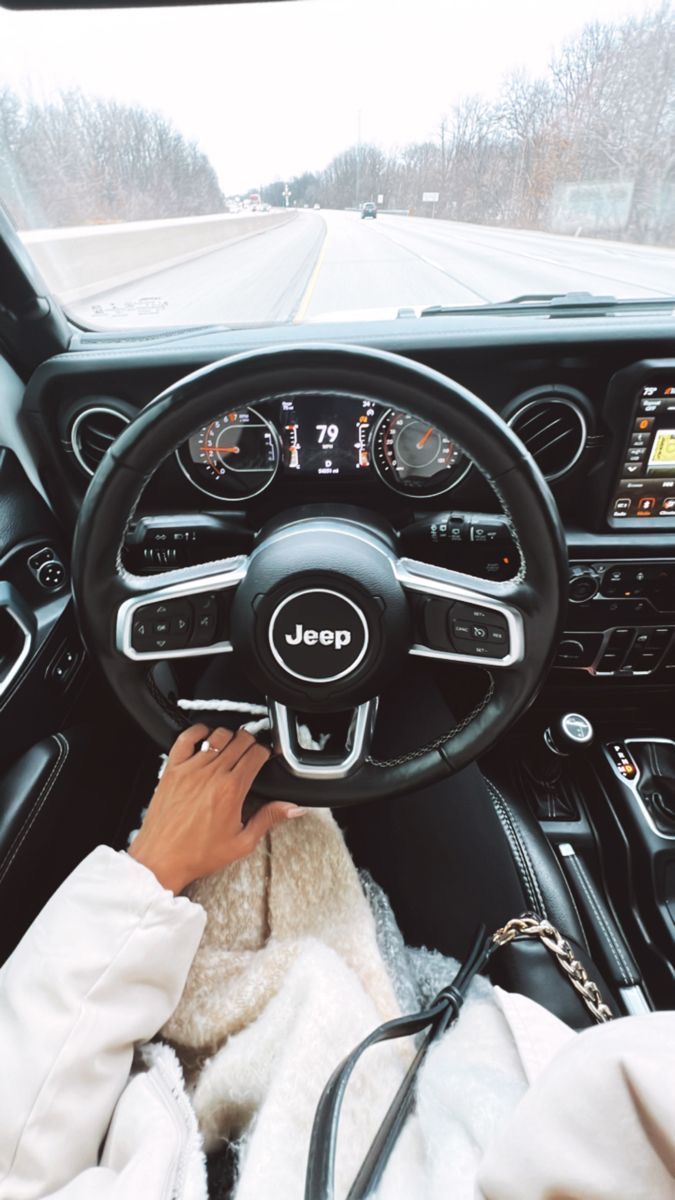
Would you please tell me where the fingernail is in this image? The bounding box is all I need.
[286,806,307,819]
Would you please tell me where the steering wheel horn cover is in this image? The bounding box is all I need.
[71,342,568,806]
[267,589,370,683]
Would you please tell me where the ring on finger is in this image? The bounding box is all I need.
[200,740,220,754]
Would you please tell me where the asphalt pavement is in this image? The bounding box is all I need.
[72,209,675,329]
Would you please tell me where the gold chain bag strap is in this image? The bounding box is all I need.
[493,915,614,1023]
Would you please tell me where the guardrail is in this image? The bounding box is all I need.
[19,209,297,303]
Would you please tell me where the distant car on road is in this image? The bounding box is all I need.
[361,202,377,219]
[314,203,321,210]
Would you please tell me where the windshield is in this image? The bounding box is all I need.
[0,0,673,328]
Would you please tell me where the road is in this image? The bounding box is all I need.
[73,209,675,328]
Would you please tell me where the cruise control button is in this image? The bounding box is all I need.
[452,620,472,639]
[453,602,507,631]
[488,626,507,644]
[472,624,488,640]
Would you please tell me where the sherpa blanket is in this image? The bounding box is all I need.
[160,808,573,1198]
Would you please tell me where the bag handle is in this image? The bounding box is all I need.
[304,925,494,1200]
[305,915,613,1200]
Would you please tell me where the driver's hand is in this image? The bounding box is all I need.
[128,723,305,894]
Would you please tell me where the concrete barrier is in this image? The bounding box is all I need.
[19,209,297,303]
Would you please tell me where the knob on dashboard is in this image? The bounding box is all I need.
[568,566,600,603]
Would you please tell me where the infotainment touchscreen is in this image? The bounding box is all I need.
[610,384,675,520]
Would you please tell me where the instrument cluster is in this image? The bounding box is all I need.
[176,394,472,501]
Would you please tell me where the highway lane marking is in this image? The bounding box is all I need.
[373,220,489,302]
[383,219,674,299]
[295,226,329,322]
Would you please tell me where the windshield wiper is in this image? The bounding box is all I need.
[419,292,675,318]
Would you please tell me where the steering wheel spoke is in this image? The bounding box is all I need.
[271,698,378,780]
[396,556,526,668]
[115,555,248,661]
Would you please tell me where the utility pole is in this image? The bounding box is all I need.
[354,108,362,209]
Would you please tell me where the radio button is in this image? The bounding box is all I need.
[569,568,599,603]
[607,627,633,651]
[596,651,623,673]
[628,650,660,672]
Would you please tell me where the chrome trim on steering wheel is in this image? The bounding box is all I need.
[272,698,377,779]
[395,557,525,668]
[115,556,248,661]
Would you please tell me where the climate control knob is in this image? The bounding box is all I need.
[568,566,599,603]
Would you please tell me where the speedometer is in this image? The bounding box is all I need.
[372,410,470,497]
[177,408,279,500]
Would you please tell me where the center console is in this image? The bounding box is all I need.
[557,556,675,676]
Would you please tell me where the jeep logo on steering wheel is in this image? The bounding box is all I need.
[285,625,352,650]
[269,589,368,683]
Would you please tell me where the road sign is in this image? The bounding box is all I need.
[377,194,384,205]
[422,192,439,202]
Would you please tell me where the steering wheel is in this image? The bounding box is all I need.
[72,343,567,806]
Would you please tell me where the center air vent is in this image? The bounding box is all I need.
[70,406,131,476]
[508,394,587,481]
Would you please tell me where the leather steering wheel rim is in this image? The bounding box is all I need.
[71,343,568,806]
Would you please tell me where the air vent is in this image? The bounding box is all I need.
[508,396,587,481]
[70,406,130,476]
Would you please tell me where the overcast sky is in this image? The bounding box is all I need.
[0,0,658,193]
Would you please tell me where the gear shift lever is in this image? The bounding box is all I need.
[544,712,594,756]
[522,713,594,819]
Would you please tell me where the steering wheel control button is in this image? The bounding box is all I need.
[488,626,507,644]
[452,619,472,639]
[268,589,369,683]
[132,597,197,651]
[189,594,219,646]
[447,602,510,658]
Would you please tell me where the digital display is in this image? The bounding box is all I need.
[648,429,675,475]
[279,395,377,477]
[610,385,675,520]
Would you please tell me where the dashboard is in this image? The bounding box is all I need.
[17,311,675,691]
[176,394,470,502]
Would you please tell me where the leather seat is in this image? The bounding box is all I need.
[341,670,619,1028]
[343,761,618,1028]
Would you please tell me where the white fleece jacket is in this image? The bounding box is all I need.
[0,847,207,1200]
[1,843,674,1200]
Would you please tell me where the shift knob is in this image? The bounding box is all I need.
[544,712,594,756]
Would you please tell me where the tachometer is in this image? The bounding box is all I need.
[177,408,279,500]
[372,409,470,497]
